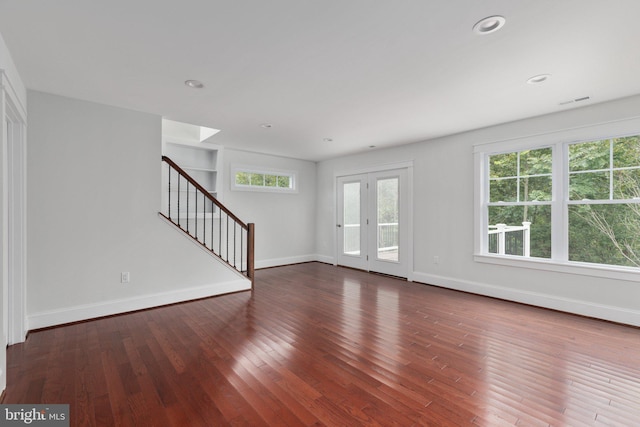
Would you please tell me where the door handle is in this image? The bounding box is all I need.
[336,224,342,227]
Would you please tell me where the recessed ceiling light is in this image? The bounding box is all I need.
[527,74,551,84]
[184,79,204,89]
[473,16,506,35]
[260,123,273,129]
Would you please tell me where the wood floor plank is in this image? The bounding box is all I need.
[5,262,640,426]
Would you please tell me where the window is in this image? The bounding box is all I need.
[488,147,552,258]
[231,165,297,193]
[477,132,640,272]
[568,136,640,266]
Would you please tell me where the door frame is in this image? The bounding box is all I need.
[334,161,414,281]
[1,72,28,348]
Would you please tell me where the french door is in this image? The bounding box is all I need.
[337,169,408,278]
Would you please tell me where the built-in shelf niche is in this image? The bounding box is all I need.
[162,140,223,218]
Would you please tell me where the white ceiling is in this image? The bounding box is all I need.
[2,1,640,161]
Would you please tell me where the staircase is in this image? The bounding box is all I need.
[160,156,254,286]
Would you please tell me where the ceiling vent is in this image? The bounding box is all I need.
[559,96,590,106]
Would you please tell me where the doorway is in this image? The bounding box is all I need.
[336,168,409,278]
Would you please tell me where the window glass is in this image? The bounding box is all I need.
[520,175,552,202]
[489,148,552,203]
[569,171,610,200]
[488,205,551,258]
[250,173,264,186]
[264,175,277,187]
[613,136,640,168]
[489,152,517,178]
[614,169,640,199]
[232,167,297,192]
[569,140,610,172]
[487,147,552,259]
[277,175,290,188]
[520,147,552,175]
[569,204,640,267]
[567,136,640,266]
[568,138,640,201]
[235,172,250,185]
[490,178,517,202]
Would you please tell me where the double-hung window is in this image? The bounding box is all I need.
[477,132,640,273]
[487,147,552,258]
[567,136,640,266]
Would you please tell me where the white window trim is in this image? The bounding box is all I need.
[230,164,298,193]
[474,116,640,282]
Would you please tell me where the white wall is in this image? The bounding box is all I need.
[223,149,317,268]
[27,91,249,329]
[317,95,640,326]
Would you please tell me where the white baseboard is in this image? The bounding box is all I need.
[28,279,251,330]
[314,254,335,265]
[412,271,640,327]
[255,254,319,269]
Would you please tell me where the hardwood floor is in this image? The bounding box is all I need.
[5,262,640,426]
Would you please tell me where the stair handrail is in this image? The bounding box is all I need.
[160,156,255,286]
[162,156,247,227]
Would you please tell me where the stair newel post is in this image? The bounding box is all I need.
[247,223,255,289]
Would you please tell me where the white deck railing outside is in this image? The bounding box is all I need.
[488,222,531,257]
[343,223,398,255]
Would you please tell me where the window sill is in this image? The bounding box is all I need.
[474,253,640,282]
[230,185,298,194]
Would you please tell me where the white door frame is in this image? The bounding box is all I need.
[334,161,414,281]
[1,72,28,347]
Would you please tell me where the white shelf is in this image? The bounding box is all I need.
[162,139,223,215]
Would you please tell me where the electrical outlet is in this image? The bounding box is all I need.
[121,272,130,283]
[433,256,439,265]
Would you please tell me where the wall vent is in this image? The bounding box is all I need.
[560,96,590,106]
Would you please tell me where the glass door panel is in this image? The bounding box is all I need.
[337,175,368,271]
[376,177,399,262]
[343,181,361,256]
[368,169,408,277]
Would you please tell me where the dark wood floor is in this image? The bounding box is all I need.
[5,263,640,426]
